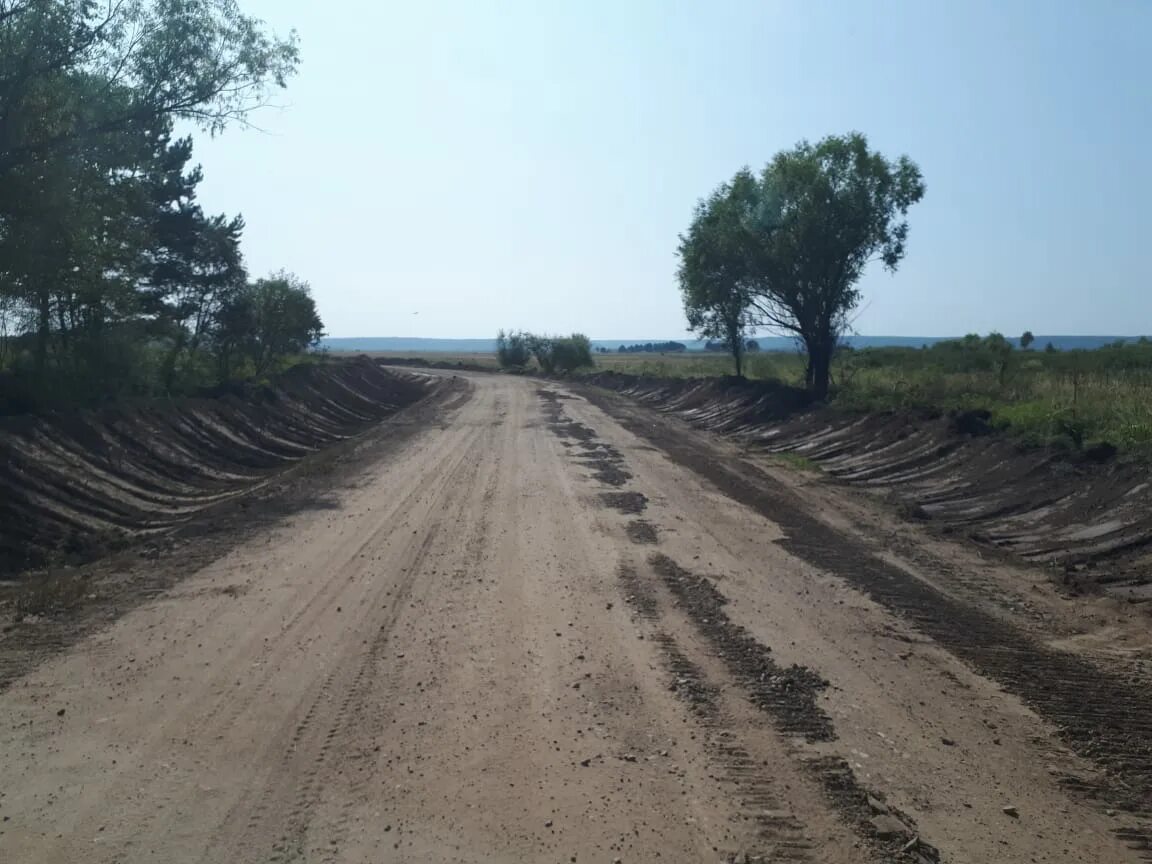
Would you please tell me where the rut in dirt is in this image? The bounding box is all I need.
[581,383,1152,850]
[551,389,936,862]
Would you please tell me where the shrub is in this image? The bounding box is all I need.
[497,330,532,368]
[497,331,592,373]
[552,334,593,373]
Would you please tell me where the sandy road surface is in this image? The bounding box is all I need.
[1,372,1149,863]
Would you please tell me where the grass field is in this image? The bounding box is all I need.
[345,343,1152,458]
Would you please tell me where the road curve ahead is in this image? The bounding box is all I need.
[0,372,1146,863]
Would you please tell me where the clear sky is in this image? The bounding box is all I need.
[190,1,1150,339]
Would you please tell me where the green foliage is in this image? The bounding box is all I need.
[552,333,593,373]
[496,330,531,368]
[590,339,1152,460]
[617,341,687,353]
[214,272,324,379]
[0,1,307,413]
[0,0,299,177]
[495,331,593,374]
[678,133,925,397]
[772,452,821,472]
[678,169,760,377]
[831,337,1152,457]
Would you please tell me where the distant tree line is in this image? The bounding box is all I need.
[704,339,759,353]
[845,332,1152,386]
[0,1,320,414]
[617,341,686,354]
[678,132,925,395]
[496,331,593,373]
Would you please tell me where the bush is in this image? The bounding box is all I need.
[496,331,592,373]
[552,334,593,372]
[497,330,531,368]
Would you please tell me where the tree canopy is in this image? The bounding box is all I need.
[496,331,593,374]
[678,132,925,396]
[677,169,759,377]
[0,0,299,177]
[617,341,686,354]
[0,1,309,413]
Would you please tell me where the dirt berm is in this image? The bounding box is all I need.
[583,371,1152,597]
[0,359,436,577]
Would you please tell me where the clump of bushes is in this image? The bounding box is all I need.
[496,331,593,374]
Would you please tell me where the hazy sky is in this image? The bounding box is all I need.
[190,1,1150,339]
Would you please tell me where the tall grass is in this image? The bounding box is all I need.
[592,342,1152,458]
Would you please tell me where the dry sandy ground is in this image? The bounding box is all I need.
[1,372,1149,863]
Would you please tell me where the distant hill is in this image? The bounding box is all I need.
[323,335,1149,354]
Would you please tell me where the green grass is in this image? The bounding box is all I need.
[832,362,1152,457]
[590,350,807,381]
[7,571,89,621]
[770,452,822,472]
[592,345,1152,459]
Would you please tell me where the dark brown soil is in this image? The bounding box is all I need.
[537,388,639,493]
[650,553,833,742]
[0,359,438,579]
[625,520,658,544]
[623,551,936,862]
[597,491,648,514]
[0,368,460,690]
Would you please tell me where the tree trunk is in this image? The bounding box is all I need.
[725,312,744,378]
[802,334,833,400]
[732,341,744,377]
[161,329,186,393]
[34,289,51,378]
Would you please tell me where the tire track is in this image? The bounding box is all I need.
[582,383,1152,855]
[544,389,840,861]
[206,405,496,863]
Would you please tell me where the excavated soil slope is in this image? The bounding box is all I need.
[0,359,434,577]
[586,371,1152,596]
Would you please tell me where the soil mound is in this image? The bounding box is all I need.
[587,373,1152,596]
[0,359,435,577]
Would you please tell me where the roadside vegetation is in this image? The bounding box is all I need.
[496,330,593,374]
[678,132,924,393]
[670,131,1151,459]
[591,336,1152,459]
[0,1,319,415]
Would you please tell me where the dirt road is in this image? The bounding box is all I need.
[1,372,1149,862]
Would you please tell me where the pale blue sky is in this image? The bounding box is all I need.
[191,1,1150,339]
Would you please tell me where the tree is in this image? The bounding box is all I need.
[133,131,248,389]
[496,329,531,368]
[1020,330,1035,350]
[0,72,154,388]
[247,272,324,375]
[0,1,301,409]
[501,331,592,373]
[678,169,760,377]
[984,332,1013,387]
[551,333,592,372]
[617,341,685,354]
[214,272,323,378]
[0,0,300,178]
[746,133,925,398]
